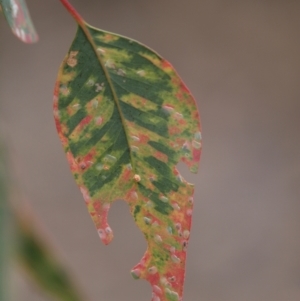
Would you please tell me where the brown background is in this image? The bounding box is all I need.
[0,0,300,300]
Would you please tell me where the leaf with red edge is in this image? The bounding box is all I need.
[54,1,202,300]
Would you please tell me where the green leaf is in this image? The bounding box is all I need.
[0,0,38,43]
[14,210,85,301]
[0,141,83,301]
[54,1,202,300]
[0,142,84,301]
[0,142,10,301]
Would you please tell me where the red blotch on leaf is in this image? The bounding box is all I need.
[154,151,168,163]
[139,134,149,144]
[193,148,201,162]
[161,59,172,70]
[77,115,93,130]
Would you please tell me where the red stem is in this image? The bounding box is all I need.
[60,0,85,25]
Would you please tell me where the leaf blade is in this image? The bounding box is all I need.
[0,142,10,301]
[55,2,202,300]
[14,210,85,301]
[0,0,38,43]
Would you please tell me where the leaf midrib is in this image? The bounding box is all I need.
[77,22,137,174]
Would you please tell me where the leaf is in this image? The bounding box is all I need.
[0,139,84,301]
[14,209,85,301]
[54,1,202,300]
[0,0,38,43]
[0,142,10,301]
[0,141,84,301]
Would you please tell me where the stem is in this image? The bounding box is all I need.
[60,0,85,26]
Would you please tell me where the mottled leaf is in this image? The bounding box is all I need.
[0,0,38,43]
[54,1,202,300]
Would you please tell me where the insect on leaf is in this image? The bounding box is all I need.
[54,1,202,300]
[0,0,38,43]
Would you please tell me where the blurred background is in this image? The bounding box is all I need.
[0,0,300,300]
